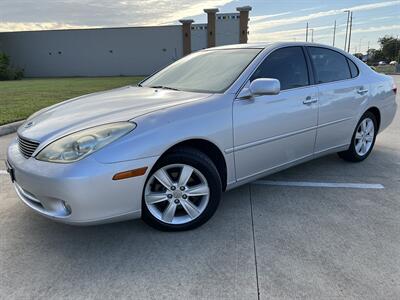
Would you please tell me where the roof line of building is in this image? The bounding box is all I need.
[0,24,183,35]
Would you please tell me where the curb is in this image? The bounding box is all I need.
[0,120,25,137]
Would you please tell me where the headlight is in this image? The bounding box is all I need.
[36,122,136,163]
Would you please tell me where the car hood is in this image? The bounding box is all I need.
[18,86,212,142]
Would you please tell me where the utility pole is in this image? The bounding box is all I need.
[344,10,351,51]
[347,11,353,53]
[306,22,309,42]
[333,20,336,47]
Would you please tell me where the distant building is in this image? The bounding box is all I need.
[0,6,251,77]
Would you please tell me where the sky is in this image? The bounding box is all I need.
[1,0,399,53]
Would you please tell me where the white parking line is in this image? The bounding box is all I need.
[0,169,385,189]
[253,180,384,189]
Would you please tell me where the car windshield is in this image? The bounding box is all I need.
[141,48,261,93]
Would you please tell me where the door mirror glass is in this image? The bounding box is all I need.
[249,78,280,96]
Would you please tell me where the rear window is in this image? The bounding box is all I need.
[347,58,359,78]
[308,47,351,84]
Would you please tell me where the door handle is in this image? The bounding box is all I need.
[357,89,368,95]
[303,96,318,105]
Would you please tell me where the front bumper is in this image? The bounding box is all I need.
[7,139,158,225]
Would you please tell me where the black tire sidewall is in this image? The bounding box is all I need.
[347,111,378,162]
[142,148,222,231]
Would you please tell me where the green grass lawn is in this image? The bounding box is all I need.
[0,76,144,125]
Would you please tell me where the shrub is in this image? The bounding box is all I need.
[0,52,24,80]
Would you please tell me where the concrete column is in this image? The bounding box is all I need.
[179,19,194,56]
[236,6,252,44]
[204,8,219,48]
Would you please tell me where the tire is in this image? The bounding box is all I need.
[338,111,378,162]
[142,147,222,231]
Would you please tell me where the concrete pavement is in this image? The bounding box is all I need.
[0,76,399,299]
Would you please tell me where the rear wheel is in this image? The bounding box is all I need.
[338,111,377,162]
[142,147,222,231]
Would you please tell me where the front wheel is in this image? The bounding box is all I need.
[142,147,222,231]
[338,111,377,162]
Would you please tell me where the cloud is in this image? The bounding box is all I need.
[371,15,400,21]
[251,12,294,23]
[249,0,400,33]
[339,24,400,35]
[140,0,234,26]
[250,24,400,44]
[299,6,325,12]
[0,22,95,32]
[250,24,343,42]
[0,0,234,32]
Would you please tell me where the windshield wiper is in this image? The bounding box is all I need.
[149,85,180,91]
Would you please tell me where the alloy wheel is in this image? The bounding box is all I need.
[144,164,210,225]
[354,117,374,156]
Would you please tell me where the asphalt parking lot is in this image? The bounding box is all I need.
[1,76,399,299]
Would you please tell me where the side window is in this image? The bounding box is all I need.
[347,58,359,78]
[250,47,309,90]
[308,47,351,83]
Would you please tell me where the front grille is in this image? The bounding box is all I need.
[18,136,40,158]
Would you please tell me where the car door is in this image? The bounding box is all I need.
[233,46,319,181]
[307,46,369,154]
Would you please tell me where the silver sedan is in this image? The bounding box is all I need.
[6,42,397,231]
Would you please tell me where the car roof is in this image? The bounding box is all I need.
[208,41,341,51]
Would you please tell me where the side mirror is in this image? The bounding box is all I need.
[238,78,281,99]
[250,78,280,96]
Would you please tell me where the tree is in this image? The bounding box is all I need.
[366,48,385,64]
[353,53,363,60]
[374,50,386,62]
[367,48,377,57]
[0,52,23,81]
[378,36,400,62]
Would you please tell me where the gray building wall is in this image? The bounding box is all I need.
[191,13,240,52]
[191,24,208,52]
[216,13,240,46]
[0,9,248,77]
[0,26,183,77]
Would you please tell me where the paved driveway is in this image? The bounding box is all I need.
[1,76,399,299]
